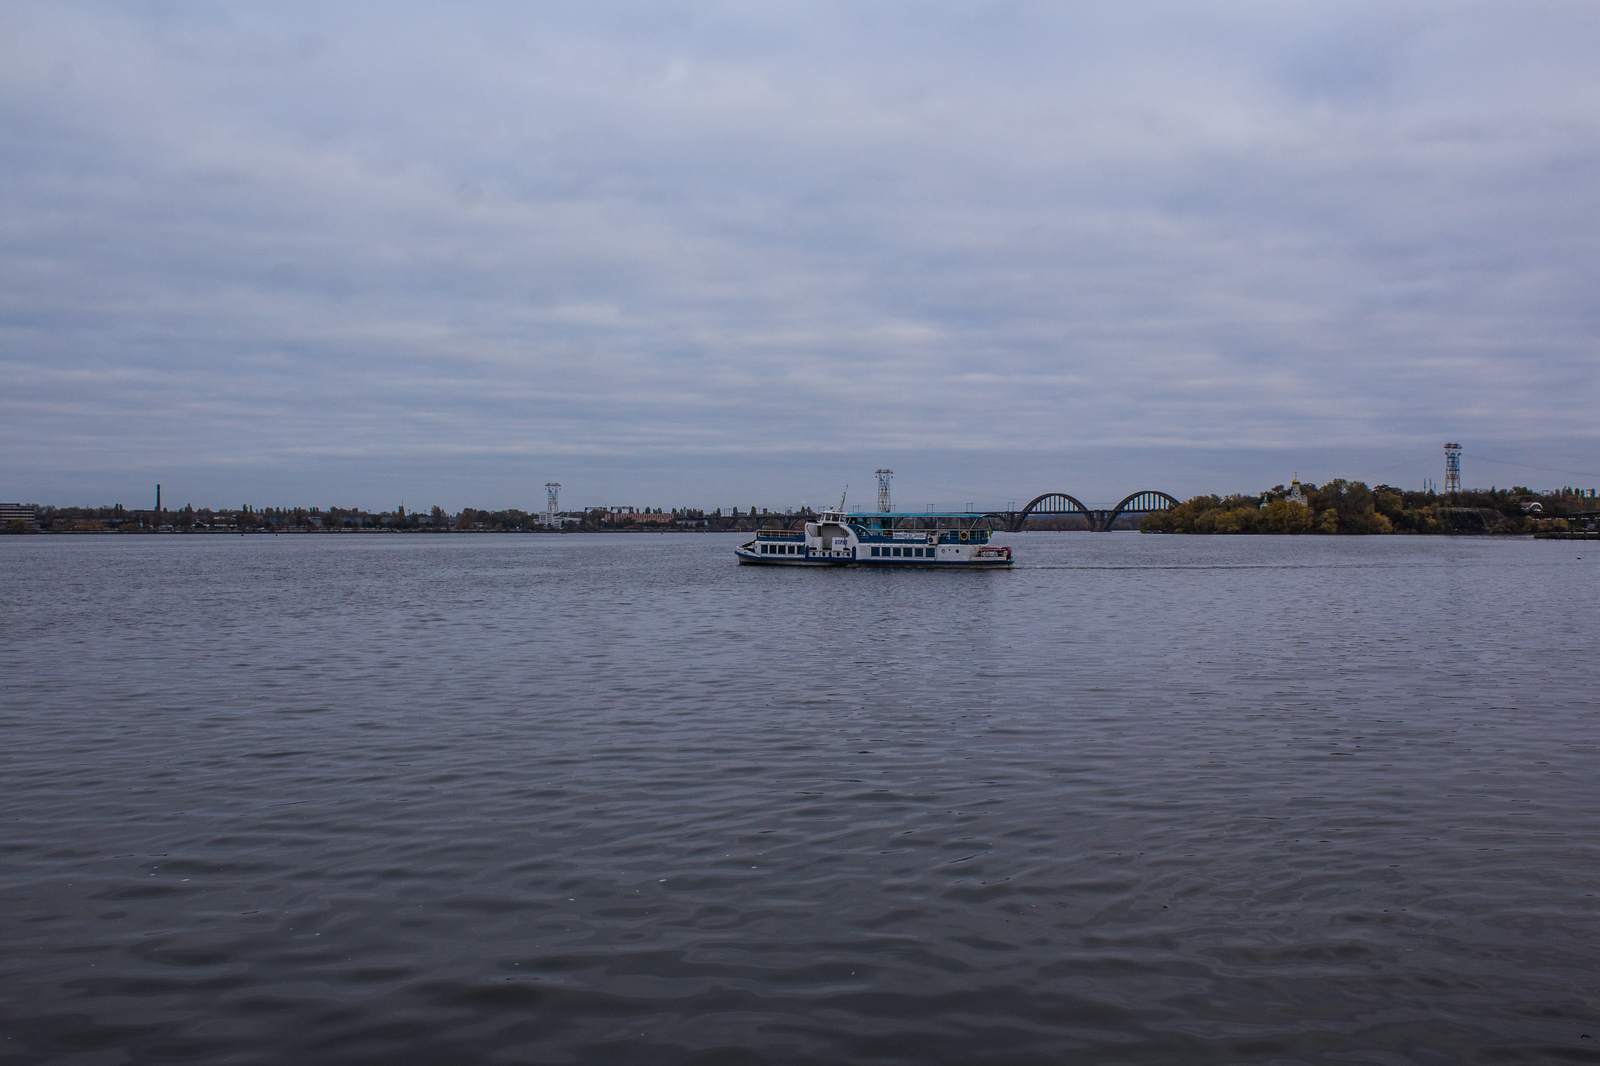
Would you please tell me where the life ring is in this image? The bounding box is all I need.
[926,533,936,546]
[959,530,970,542]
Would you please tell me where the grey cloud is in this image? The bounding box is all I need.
[2,1,1597,509]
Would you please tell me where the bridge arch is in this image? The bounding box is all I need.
[1102,490,1179,530]
[1012,492,1096,532]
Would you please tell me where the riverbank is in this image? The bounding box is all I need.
[1140,480,1596,535]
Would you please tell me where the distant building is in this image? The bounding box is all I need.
[1260,479,1308,510]
[597,507,675,526]
[0,503,38,528]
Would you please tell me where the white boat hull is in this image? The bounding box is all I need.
[737,508,1013,568]
[735,539,1012,568]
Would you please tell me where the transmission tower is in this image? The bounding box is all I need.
[544,482,561,528]
[874,469,894,512]
[1443,443,1462,495]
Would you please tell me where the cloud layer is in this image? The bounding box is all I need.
[3,2,1597,509]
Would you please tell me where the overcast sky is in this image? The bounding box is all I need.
[3,2,1598,511]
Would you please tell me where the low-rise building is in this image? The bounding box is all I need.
[1,503,38,529]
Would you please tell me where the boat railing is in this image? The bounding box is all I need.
[858,529,990,542]
[754,528,805,540]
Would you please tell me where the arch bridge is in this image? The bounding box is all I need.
[987,489,1180,532]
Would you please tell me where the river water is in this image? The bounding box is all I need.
[3,533,1597,1064]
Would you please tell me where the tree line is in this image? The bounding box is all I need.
[8,502,810,533]
[1140,482,1594,535]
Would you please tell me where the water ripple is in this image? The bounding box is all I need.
[2,533,1597,1063]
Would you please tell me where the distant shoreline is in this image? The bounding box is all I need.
[9,527,727,536]
[1137,480,1595,536]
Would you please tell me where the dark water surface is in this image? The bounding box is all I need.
[3,533,1598,1064]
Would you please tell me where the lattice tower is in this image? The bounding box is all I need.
[545,482,561,527]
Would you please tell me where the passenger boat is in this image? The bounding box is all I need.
[736,509,1013,567]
